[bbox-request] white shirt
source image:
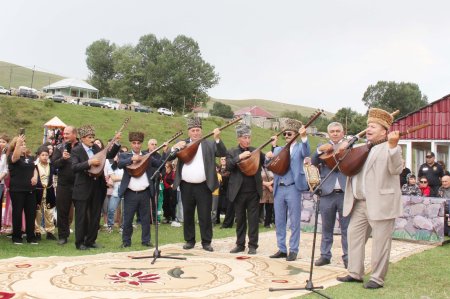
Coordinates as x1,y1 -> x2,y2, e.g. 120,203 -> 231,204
0,153 -> 8,184
105,160 -> 123,197
181,143 -> 207,183
127,151 -> 150,191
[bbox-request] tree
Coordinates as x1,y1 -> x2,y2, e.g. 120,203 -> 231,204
332,107 -> 366,135
85,39 -> 116,97
210,102 -> 234,118
362,81 -> 428,118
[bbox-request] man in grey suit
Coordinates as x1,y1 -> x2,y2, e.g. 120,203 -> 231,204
171,117 -> 227,252
337,108 -> 402,289
312,122 -> 349,268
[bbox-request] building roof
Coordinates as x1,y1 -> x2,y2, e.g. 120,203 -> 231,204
43,78 -> 98,92
44,116 -> 67,129
392,93 -> 450,140
234,106 -> 274,118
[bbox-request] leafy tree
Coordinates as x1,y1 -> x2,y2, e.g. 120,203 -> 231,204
210,102 -> 234,118
85,39 -> 116,97
332,107 -> 366,135
362,81 -> 428,118
280,110 -> 328,132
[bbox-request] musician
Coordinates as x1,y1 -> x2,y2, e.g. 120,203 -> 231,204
71,125 -> 121,250
267,119 -> 310,261
226,124 -> 267,255
311,122 -> 349,268
337,108 -> 402,289
51,126 -> 78,245
171,117 -> 227,252
118,132 -> 161,248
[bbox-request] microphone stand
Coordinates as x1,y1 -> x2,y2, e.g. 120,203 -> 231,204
269,139 -> 358,298
132,150 -> 187,264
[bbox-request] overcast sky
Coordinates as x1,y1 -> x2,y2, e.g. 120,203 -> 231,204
2,0 -> 450,113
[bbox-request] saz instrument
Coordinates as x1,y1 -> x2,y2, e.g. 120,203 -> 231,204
336,122 -> 430,177
126,130 -> 183,177
320,110 -> 400,171
237,130 -> 286,176
267,109 -> 324,175
176,117 -> 243,163
88,117 -> 130,177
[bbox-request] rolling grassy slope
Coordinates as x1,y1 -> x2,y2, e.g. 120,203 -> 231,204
0,95 -> 328,152
0,61 -> 65,89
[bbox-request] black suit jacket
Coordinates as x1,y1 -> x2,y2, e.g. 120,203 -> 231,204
71,143 -> 120,201
172,139 -> 227,192
117,151 -> 165,198
226,146 -> 263,202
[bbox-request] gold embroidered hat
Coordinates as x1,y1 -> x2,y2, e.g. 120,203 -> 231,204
235,124 -> 251,137
187,117 -> 202,130
128,131 -> 144,142
367,108 -> 393,129
283,119 -> 302,132
78,125 -> 95,138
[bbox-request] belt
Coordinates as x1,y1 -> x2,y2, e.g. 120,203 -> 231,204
333,189 -> 344,193
127,187 -> 149,194
279,182 -> 295,187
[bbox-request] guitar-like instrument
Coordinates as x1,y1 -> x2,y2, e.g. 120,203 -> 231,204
88,117 -> 130,177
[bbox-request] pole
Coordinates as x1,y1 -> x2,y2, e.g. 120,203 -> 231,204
30,65 -> 35,89
182,96 -> 185,116
9,67 -> 12,89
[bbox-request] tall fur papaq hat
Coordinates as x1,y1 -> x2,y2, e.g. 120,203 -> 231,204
283,119 -> 302,132
187,117 -> 202,130
78,125 -> 95,138
128,131 -> 144,142
236,124 -> 251,137
367,108 -> 393,129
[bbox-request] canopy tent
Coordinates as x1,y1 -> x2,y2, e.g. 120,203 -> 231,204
43,116 -> 67,144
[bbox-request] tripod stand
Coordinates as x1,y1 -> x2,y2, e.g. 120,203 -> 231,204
269,146 -> 353,298
132,152 -> 187,264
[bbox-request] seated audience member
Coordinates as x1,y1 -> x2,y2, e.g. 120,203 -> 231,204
418,177 -> 431,197
401,174 -> 422,196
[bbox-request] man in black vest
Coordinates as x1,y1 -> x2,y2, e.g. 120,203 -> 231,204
71,125 -> 121,250
226,124 -> 266,255
171,117 -> 227,252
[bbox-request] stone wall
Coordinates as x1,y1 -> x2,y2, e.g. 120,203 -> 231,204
300,192 -> 446,243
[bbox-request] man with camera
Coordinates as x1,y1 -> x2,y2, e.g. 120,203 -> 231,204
51,126 -> 78,245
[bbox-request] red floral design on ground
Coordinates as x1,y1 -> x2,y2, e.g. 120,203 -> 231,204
15,264 -> 31,268
0,292 -> 16,299
106,271 -> 161,286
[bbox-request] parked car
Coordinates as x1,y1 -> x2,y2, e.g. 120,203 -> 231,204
100,97 -> 121,110
0,86 -> 11,95
135,106 -> 153,113
157,107 -> 174,116
18,87 -> 38,99
50,94 -> 66,103
82,100 -> 109,108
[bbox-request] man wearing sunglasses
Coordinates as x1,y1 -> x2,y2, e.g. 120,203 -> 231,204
418,151 -> 444,197
337,108 -> 402,289
266,119 -> 310,262
311,122 -> 349,268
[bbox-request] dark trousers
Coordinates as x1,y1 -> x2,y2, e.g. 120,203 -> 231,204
73,185 -> 103,248
10,191 -> 36,242
262,203 -> 274,227
222,195 -> 235,228
0,184 -> 4,229
234,191 -> 259,249
319,191 -> 350,262
163,188 -> 177,221
56,184 -> 73,239
122,189 -> 151,245
180,181 -> 212,246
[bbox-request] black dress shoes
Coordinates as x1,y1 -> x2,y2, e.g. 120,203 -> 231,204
230,246 -> 245,253
336,275 -> 363,283
57,238 -> 68,245
269,251 -> 287,258
142,242 -> 154,247
202,244 -> 214,252
46,233 -> 57,240
314,257 -> 331,266
286,252 -> 298,261
364,280 -> 383,289
248,247 -> 257,255
120,243 -> 131,248
183,242 -> 195,250
77,244 -> 89,250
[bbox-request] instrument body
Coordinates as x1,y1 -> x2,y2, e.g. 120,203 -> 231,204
88,118 -> 130,177
267,110 -> 323,175
177,117 -> 242,163
126,131 -> 183,177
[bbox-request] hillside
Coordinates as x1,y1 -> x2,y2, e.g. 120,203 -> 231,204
0,61 -> 65,89
0,95 -> 326,152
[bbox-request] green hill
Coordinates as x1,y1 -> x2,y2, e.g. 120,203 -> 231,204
0,61 -> 65,90
0,95 -> 326,153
